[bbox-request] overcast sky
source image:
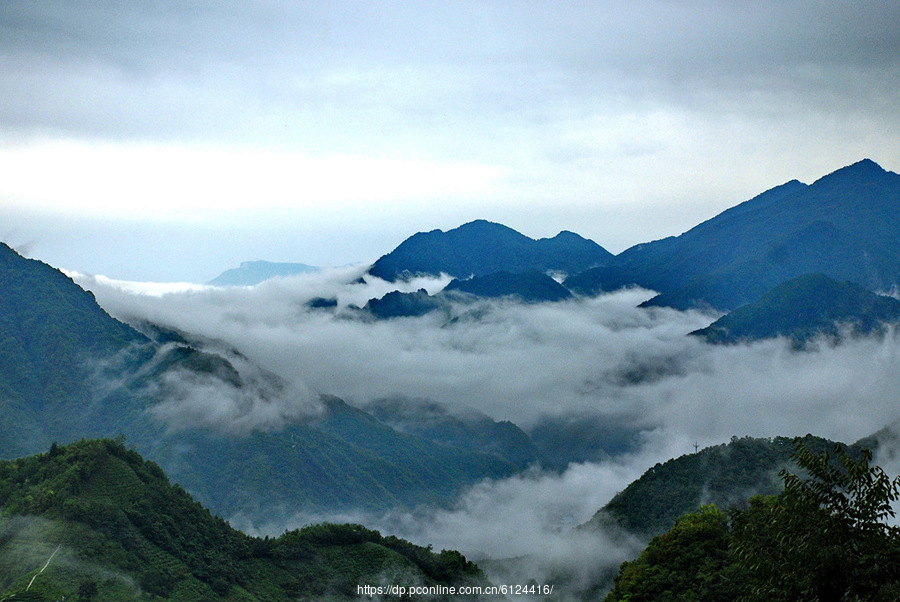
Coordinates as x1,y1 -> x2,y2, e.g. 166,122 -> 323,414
2,1 -> 899,282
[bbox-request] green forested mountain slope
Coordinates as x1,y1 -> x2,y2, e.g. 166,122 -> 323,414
603,440 -> 900,601
0,243 -> 154,457
0,243 -> 522,521
0,439 -> 489,601
363,396 -> 541,470
586,435 -> 834,537
691,273 -> 900,345
160,397 -> 519,518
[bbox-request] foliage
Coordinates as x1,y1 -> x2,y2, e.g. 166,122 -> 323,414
594,435 -> 812,536
0,243 -> 152,458
604,505 -> 740,601
731,441 -> 900,601
0,439 -> 491,601
605,437 -> 900,602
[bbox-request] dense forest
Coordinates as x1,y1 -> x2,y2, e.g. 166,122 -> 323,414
0,439 -> 490,601
604,438 -> 900,601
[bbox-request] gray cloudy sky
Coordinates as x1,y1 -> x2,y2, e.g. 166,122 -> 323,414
2,1 -> 899,281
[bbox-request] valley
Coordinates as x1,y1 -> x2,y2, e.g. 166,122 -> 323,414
3,160 -> 900,599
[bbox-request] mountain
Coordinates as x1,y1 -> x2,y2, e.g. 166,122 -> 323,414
528,413 -> 643,471
0,244 -> 523,521
565,159 -> 900,311
601,439 -> 900,601
0,243 -> 154,457
149,396 -> 521,520
443,269 -> 573,302
361,270 -> 573,319
363,396 -> 541,469
363,288 -> 446,319
691,273 -> 900,345
0,439 -> 490,601
368,220 -> 612,281
208,260 -> 318,286
585,435 -> 835,537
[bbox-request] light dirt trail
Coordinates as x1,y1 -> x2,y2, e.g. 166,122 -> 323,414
25,544 -> 61,591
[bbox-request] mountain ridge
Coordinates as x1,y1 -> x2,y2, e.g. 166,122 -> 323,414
566,158 -> 900,311
368,219 -> 612,282
0,243 -> 527,521
208,260 -> 318,286
0,438 -> 490,601
691,273 -> 900,345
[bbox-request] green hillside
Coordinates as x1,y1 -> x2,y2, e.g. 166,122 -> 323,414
0,439 -> 490,601
587,435 -> 833,536
157,397 -> 520,518
0,243 -> 523,521
691,273 -> 900,346
0,243 -> 153,457
603,439 -> 900,601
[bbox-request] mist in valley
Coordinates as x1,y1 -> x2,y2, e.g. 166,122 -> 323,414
73,267 -> 900,595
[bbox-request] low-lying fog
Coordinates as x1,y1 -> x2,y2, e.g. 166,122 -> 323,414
73,267 -> 900,595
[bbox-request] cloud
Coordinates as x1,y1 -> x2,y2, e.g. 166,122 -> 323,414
0,515 -> 139,595
239,459 -> 649,597
72,268 -> 900,594
75,269 -> 900,445
3,2 -> 900,283
0,140 -> 502,224
142,343 -> 321,435
4,2 -> 898,142
374,461 -> 648,594
75,272 -> 709,426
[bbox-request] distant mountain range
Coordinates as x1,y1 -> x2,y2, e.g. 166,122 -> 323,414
208,260 -> 318,286
360,159 -> 900,342
197,159 -> 900,340
567,159 -> 900,311
368,219 -> 612,281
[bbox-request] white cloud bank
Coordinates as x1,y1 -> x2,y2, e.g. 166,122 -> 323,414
73,268 -> 900,594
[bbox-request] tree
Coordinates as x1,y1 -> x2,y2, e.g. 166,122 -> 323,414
605,438 -> 900,601
77,580 -> 98,601
731,439 -> 900,601
604,505 -> 740,601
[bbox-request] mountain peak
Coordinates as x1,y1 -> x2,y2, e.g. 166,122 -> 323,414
209,260 -> 318,286
457,219 -> 514,231
848,158 -> 884,171
691,273 -> 900,345
811,158 -> 891,187
368,220 -> 610,281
